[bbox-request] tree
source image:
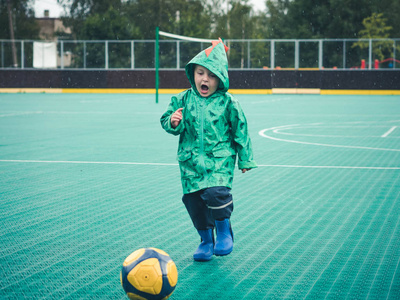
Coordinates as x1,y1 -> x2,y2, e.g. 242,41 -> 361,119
369,0 -> 400,38
352,13 -> 399,62
58,0 -> 213,40
210,0 -> 258,68
263,0 -> 294,39
58,0 -> 124,39
0,0 -> 39,39
262,0 -> 392,39
0,0 -> 39,67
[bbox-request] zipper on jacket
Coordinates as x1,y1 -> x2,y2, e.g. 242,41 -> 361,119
199,101 -> 208,179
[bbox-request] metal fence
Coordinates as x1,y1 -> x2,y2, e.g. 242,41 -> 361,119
1,38 -> 399,70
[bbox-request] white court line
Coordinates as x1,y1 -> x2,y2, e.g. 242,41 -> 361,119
257,164 -> 400,170
0,159 -> 177,166
259,125 -> 400,152
0,111 -> 43,117
382,126 -> 397,138
1,159 -> 399,170
0,110 -> 161,117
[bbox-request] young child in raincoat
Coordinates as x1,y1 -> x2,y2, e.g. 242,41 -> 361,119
160,38 -> 257,261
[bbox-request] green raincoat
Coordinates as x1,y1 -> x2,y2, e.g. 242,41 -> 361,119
160,39 -> 257,194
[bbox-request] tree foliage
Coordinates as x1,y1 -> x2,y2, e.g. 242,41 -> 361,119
0,0 -> 39,39
352,13 -> 399,62
2,0 -> 400,41
58,0 -> 213,40
53,0 -> 400,41
268,0 -> 400,39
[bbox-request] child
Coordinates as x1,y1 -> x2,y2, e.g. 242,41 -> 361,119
160,38 -> 257,261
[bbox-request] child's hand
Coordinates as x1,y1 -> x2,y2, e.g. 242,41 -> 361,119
241,169 -> 251,173
171,108 -> 183,128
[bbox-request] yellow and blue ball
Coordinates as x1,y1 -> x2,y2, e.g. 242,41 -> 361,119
121,248 -> 178,300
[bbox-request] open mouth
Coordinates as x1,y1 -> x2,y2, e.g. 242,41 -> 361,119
200,84 -> 209,93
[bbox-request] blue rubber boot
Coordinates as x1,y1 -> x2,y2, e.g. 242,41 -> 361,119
214,219 -> 234,256
193,229 -> 214,261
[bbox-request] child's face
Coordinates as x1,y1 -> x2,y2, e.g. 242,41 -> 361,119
194,65 -> 220,97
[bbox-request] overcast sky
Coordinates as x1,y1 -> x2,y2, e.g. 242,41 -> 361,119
34,0 -> 266,18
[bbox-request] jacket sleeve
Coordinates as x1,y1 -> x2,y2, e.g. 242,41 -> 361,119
229,97 -> 257,170
160,94 -> 185,136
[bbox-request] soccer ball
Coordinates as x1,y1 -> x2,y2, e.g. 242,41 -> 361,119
121,248 -> 178,300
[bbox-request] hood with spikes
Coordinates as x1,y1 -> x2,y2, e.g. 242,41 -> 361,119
185,38 -> 229,96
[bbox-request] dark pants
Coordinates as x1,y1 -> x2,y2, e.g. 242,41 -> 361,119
182,186 -> 233,230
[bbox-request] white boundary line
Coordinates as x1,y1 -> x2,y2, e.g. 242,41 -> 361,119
0,159 -> 178,166
0,111 -> 44,117
257,164 -> 400,170
1,159 -> 399,170
0,111 -> 136,117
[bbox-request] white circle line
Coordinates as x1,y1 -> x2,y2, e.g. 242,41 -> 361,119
259,125 -> 400,152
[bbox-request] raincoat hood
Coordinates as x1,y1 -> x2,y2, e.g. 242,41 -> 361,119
185,38 -> 229,95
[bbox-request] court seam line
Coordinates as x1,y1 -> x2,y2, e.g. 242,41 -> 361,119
0,159 -> 399,170
365,185 -> 400,299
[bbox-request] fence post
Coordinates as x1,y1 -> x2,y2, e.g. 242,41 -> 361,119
83,41 -> 86,69
177,40 -> 180,69
393,41 -> 396,69
1,41 -> 4,67
295,40 -> 299,69
270,40 -> 275,69
21,40 -> 24,69
368,39 -> 372,70
155,27 -> 159,104
319,40 -> 323,69
247,40 -> 250,68
131,40 -> 134,69
105,40 -> 109,69
60,40 -> 64,69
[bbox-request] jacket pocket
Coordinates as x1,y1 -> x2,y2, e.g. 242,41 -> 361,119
177,150 -> 192,162
212,144 -> 236,158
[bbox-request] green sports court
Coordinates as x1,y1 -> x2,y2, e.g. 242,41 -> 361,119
1,92 -> 399,299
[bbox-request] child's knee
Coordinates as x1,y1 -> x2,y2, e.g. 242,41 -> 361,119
201,187 -> 233,219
